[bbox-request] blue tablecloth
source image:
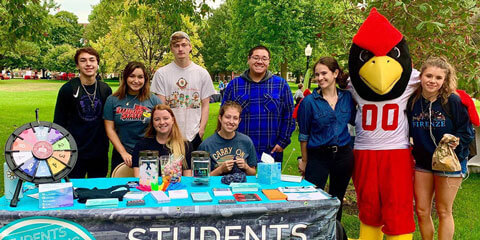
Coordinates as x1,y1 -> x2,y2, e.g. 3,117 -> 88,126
0,176 -> 340,240
0,176 -> 322,211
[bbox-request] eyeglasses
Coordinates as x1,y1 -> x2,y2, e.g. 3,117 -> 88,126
250,55 -> 270,62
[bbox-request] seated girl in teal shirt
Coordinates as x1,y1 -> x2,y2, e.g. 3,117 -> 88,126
198,101 -> 257,176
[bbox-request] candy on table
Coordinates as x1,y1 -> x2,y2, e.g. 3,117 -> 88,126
151,182 -> 159,191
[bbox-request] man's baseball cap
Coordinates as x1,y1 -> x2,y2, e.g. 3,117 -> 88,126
170,31 -> 190,43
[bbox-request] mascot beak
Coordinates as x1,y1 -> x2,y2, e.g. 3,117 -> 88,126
359,56 -> 403,95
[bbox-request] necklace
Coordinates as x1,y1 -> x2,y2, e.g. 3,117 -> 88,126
324,94 -> 338,109
81,80 -> 97,108
319,88 -> 338,109
126,94 -> 138,106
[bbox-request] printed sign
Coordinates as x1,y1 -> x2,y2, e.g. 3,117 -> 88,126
0,216 -> 95,240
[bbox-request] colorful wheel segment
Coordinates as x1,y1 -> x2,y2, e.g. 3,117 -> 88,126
4,121 -> 77,184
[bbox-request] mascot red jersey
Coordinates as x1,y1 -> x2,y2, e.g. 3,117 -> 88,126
348,8 -> 419,240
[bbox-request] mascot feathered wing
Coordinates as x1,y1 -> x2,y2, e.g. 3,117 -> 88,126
348,8 -> 418,240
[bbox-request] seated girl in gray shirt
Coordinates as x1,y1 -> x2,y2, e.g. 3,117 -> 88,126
198,101 -> 257,175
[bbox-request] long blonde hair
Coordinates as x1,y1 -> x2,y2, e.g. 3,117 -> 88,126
145,104 -> 188,168
411,56 -> 457,108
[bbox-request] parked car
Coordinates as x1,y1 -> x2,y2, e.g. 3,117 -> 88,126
56,72 -> 76,80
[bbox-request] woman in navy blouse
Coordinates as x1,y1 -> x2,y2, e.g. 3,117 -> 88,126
297,56 -> 356,221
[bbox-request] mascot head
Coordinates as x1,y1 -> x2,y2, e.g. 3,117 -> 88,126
349,8 -> 412,101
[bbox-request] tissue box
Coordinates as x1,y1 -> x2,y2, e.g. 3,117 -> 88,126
39,182 -> 73,209
257,162 -> 281,185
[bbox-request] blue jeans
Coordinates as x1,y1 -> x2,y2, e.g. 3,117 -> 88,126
415,159 -> 467,178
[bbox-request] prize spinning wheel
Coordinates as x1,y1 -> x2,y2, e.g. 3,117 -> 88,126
4,110 -> 77,207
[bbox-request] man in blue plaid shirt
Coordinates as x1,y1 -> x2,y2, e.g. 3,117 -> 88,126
222,45 -> 295,162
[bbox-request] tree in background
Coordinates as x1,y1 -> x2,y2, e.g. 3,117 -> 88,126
380,0 -> 479,97
38,11 -> 84,77
84,0 -> 123,43
0,0 -> 55,70
87,0 -> 208,78
1,41 -> 42,70
0,1 -> 86,76
226,0 -> 326,80
332,0 -> 479,97
44,44 -> 77,73
202,0 -> 478,96
199,2 -> 232,80
46,11 -> 84,47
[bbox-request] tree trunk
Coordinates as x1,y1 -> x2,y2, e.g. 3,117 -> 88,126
281,59 -> 288,80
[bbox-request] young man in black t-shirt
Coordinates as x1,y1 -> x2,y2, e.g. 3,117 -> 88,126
53,47 -> 112,178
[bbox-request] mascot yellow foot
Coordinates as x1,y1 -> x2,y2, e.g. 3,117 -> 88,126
385,234 -> 412,240
348,222 -> 383,240
348,222 -> 413,240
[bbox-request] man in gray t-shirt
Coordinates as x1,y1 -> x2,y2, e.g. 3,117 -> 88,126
151,31 -> 215,150
198,131 -> 257,176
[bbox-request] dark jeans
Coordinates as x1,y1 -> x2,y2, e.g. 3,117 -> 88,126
304,145 -> 354,221
190,133 -> 203,151
68,156 -> 108,179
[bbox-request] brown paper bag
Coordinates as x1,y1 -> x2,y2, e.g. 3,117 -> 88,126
432,134 -> 461,172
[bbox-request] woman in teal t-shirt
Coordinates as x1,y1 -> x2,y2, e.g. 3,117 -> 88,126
199,101 -> 257,176
103,62 -> 162,170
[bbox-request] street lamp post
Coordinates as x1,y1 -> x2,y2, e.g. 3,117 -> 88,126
304,44 -> 313,89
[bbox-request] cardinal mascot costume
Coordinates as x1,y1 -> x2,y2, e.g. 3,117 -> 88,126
348,7 -> 479,240
348,8 -> 419,240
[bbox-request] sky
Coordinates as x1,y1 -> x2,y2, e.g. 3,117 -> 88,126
53,0 -> 223,23
53,0 -> 100,23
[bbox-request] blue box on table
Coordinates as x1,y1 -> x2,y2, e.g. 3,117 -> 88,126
257,162 -> 281,185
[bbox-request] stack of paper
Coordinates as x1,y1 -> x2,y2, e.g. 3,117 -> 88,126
285,192 -> 328,201
191,192 -> 213,202
281,174 -> 303,183
168,189 -> 188,199
262,189 -> 287,200
85,198 -> 119,208
212,188 -> 233,196
278,186 -> 317,193
229,183 -> 260,192
150,191 -> 170,203
124,191 -> 148,200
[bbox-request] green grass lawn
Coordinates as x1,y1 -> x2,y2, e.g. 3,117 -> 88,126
1,79 -> 479,239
